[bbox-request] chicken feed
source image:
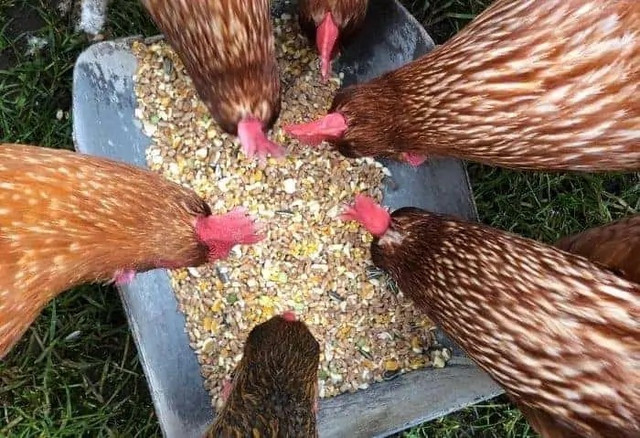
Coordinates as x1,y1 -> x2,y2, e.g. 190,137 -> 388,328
132,14 -> 447,409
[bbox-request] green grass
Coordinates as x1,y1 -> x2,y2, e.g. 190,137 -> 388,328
0,0 -> 638,437
401,400 -> 535,438
1,1 -> 160,436
402,0 -> 493,43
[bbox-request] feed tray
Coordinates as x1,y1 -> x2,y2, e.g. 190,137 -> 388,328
71,0 -> 502,436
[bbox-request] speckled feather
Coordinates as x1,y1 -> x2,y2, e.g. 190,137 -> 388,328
204,315 -> 320,438
330,0 -> 640,171
298,0 -> 368,46
0,144 -> 212,359
371,208 -> 640,437
556,215 -> 640,284
140,0 -> 281,134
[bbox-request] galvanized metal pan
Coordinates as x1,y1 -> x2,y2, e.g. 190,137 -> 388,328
72,0 -> 502,436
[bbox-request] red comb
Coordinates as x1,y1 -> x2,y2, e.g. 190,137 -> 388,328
402,152 -> 428,167
317,12 -> 339,83
196,208 -> 265,260
284,113 -> 348,146
339,194 -> 391,237
237,118 -> 286,162
281,310 -> 297,322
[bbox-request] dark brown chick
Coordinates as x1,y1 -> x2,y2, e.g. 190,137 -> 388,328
0,144 -> 263,359
204,311 -> 320,438
140,0 -> 285,160
286,0 -> 640,171
341,195 -> 640,438
298,0 -> 369,81
556,215 -> 640,284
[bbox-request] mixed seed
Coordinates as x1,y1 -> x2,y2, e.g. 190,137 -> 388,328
132,15 -> 449,409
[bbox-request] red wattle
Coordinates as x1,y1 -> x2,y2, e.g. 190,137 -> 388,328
317,12 -> 339,82
402,152 -> 428,167
114,269 -> 136,285
221,378 -> 233,402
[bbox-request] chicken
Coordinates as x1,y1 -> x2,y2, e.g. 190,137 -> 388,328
298,0 -> 369,81
140,0 -> 285,161
556,215 -> 640,284
0,144 -> 263,359
204,311 -> 320,437
341,194 -> 640,438
286,0 -> 640,171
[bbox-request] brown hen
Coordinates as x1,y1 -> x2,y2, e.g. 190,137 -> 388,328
341,195 -> 640,438
556,215 -> 640,284
140,0 -> 284,160
287,0 -> 640,171
204,311 -> 320,438
298,0 -> 369,81
0,144 -> 263,358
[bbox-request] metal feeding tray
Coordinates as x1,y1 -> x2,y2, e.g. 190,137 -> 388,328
71,0 -> 501,436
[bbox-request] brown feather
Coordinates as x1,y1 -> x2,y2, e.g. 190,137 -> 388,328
517,402 -> 585,438
140,0 -> 281,134
204,315 -> 320,437
0,144 -> 213,358
556,215 -> 640,284
329,0 -> 640,171
371,207 -> 640,437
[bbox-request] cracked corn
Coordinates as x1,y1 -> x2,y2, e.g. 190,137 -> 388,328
132,15 -> 444,409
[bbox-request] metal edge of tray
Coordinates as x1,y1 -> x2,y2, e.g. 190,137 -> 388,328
71,1 -> 501,437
